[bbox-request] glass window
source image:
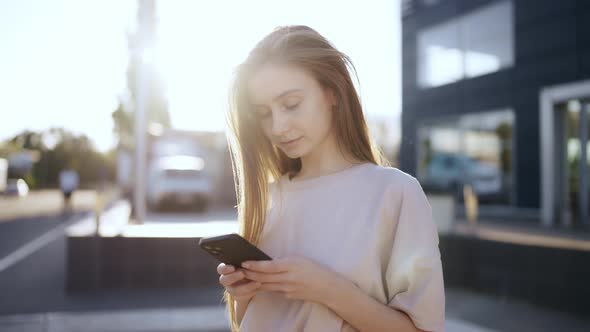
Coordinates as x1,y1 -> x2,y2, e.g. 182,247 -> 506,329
417,110 -> 514,205
417,0 -> 514,88
463,1 -> 514,78
418,20 -> 462,87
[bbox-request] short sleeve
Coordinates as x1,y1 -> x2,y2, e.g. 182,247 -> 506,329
385,176 -> 445,332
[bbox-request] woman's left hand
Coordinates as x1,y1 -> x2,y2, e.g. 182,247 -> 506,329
241,256 -> 343,305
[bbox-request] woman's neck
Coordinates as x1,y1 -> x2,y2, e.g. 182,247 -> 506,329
294,132 -> 363,181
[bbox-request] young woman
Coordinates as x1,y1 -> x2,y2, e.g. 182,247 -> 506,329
218,25 -> 445,332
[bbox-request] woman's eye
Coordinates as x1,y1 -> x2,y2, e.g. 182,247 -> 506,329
285,103 -> 300,110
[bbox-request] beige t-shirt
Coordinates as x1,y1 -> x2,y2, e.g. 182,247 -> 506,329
239,163 -> 445,332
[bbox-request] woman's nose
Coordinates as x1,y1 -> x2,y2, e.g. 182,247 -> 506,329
271,110 -> 290,136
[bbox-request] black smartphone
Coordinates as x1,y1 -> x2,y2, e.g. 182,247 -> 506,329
198,233 -> 272,267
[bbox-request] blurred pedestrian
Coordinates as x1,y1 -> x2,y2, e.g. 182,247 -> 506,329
217,26 -> 445,332
59,168 -> 79,211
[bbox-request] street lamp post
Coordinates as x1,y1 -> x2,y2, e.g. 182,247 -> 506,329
133,0 -> 155,224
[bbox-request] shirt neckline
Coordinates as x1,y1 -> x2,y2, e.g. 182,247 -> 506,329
279,162 -> 373,191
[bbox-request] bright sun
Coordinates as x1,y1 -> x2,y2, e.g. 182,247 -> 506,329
148,0 -> 399,136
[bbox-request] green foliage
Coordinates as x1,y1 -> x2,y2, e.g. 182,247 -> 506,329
0,141 -> 20,158
3,128 -> 115,189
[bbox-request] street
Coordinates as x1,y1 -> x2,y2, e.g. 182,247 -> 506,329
0,199 -> 234,316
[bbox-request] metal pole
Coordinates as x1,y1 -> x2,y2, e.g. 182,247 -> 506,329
134,62 -> 146,224
133,0 -> 153,224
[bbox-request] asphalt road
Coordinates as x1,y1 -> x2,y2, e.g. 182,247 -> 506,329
0,212 -> 81,261
0,206 -> 233,316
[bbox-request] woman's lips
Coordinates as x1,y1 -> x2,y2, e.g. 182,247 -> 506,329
280,137 -> 301,149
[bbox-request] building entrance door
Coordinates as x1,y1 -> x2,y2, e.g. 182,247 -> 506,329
555,99 -> 590,226
540,80 -> 590,227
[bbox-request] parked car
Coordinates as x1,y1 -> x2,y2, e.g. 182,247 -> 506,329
147,155 -> 213,211
421,153 -> 502,199
4,178 -> 29,197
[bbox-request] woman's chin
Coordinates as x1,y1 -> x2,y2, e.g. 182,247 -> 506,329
280,147 -> 307,159
283,151 -> 303,159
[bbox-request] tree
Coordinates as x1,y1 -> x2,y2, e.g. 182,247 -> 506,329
2,128 -> 115,189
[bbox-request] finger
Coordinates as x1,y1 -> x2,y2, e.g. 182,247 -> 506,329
229,280 -> 262,297
217,263 -> 235,275
220,271 -> 246,287
242,270 -> 286,283
231,279 -> 251,287
219,271 -> 245,287
242,259 -> 288,273
258,282 -> 291,293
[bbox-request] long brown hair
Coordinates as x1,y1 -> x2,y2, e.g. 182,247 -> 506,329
224,25 -> 389,331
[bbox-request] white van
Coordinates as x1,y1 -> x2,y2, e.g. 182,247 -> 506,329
146,155 -> 213,211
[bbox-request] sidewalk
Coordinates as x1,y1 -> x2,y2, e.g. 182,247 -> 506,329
0,187 -> 119,222
1,288 -> 588,332
445,288 -> 590,332
0,306 -> 229,332
0,305 -> 490,332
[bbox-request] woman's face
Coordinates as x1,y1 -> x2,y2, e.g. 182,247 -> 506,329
247,63 -> 336,159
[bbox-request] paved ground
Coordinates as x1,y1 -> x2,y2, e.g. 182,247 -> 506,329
0,300 -> 491,332
0,203 -> 237,316
445,288 -> 590,332
1,286 -> 589,332
0,188 -> 118,222
1,202 -> 589,331
0,211 -> 82,261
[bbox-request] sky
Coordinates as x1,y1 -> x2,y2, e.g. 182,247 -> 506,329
0,0 -> 401,152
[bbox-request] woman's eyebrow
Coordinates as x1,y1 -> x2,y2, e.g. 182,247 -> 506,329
252,89 -> 302,106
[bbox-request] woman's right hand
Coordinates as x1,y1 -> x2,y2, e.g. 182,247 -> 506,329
217,263 -> 261,301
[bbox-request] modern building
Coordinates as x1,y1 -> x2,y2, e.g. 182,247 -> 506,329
400,0 -> 590,227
